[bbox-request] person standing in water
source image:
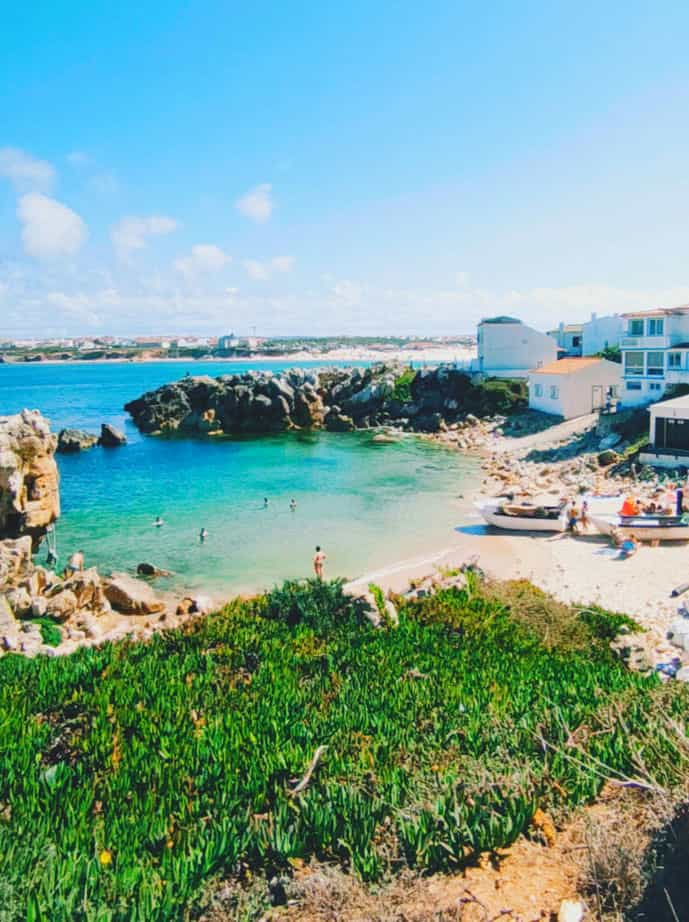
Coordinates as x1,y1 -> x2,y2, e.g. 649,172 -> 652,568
263,497 -> 269,508
65,549 -> 84,576
290,498 -> 297,511
154,516 -> 164,527
313,546 -> 326,579
199,528 -> 208,542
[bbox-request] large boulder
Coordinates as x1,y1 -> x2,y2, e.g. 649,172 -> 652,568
0,411 -> 60,547
103,572 -> 165,614
0,536 -> 33,585
0,595 -> 19,651
98,423 -> 127,447
47,567 -> 110,613
57,429 -> 98,453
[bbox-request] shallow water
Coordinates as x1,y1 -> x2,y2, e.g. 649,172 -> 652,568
0,361 -> 480,595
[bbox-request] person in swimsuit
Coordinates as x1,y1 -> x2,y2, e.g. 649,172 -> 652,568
154,516 -> 164,527
65,549 -> 84,576
313,546 -> 326,579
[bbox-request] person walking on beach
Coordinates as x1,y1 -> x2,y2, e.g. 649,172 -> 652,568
313,546 -> 326,579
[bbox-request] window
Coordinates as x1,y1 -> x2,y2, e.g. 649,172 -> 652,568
647,351 -> 665,376
647,318 -> 664,336
549,385 -> 559,399
626,381 -> 642,391
649,382 -> 662,391
572,335 -> 581,347
669,352 -> 682,369
628,319 -> 644,336
624,352 -> 644,375
534,383 -> 543,397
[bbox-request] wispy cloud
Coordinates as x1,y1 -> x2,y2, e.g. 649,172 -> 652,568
66,150 -> 91,167
0,147 -> 55,190
235,183 -> 273,222
242,256 -> 294,280
17,193 -> 87,259
111,215 -> 179,260
174,244 -> 231,278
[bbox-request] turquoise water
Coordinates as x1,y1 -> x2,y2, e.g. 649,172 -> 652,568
0,361 -> 479,595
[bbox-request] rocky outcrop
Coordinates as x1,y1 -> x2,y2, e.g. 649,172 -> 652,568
0,411 -> 59,547
104,572 -> 165,614
98,423 -> 127,447
57,428 -> 98,453
125,364 -> 515,437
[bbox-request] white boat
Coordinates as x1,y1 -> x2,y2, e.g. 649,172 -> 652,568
589,513 -> 689,542
476,500 -> 568,532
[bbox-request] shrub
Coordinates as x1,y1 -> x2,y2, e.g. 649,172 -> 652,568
392,367 -> 415,402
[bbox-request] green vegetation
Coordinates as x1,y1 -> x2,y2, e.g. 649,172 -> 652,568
392,367 -> 416,402
0,578 -> 687,921
30,617 -> 63,647
596,344 -> 622,363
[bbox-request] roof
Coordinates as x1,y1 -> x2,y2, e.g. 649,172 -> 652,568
621,304 -> 689,319
479,316 -> 521,325
649,394 -> 689,412
547,324 -> 584,334
529,357 -> 609,376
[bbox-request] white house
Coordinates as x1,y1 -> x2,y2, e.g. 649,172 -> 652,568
639,394 -> 689,467
620,304 -> 689,406
476,316 -> 557,378
581,313 -> 624,356
548,323 -> 583,356
528,357 -> 622,419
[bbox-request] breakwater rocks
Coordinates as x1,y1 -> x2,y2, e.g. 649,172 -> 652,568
0,410 -> 60,547
125,364 -> 526,435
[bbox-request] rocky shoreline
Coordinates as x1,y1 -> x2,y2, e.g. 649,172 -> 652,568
124,363 -> 526,436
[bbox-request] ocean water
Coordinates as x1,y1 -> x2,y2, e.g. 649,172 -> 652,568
0,361 -> 480,595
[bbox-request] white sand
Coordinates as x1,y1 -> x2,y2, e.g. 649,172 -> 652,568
348,514 -> 685,657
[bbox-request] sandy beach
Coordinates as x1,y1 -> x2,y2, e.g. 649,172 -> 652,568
347,510 -> 683,662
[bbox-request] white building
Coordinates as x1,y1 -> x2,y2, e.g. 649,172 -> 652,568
640,394 -> 689,467
581,313 -> 624,356
548,323 -> 583,356
528,357 -> 622,420
476,316 -> 557,378
218,333 -> 239,351
620,305 -> 689,406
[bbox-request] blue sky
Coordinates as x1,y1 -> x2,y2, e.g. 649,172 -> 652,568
3,1 -> 689,337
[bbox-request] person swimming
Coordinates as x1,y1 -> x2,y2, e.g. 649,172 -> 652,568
154,516 -> 164,527
263,497 -> 269,508
290,498 -> 297,511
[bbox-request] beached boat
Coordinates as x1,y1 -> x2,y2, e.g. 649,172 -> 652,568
589,513 -> 689,542
476,500 -> 567,532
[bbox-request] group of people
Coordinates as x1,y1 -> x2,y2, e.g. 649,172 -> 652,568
262,497 -> 297,511
620,484 -> 686,519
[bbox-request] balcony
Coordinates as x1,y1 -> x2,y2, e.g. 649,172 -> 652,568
620,335 -> 670,349
665,369 -> 689,385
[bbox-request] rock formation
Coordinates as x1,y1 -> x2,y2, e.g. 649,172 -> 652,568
0,410 -> 60,547
98,423 -> 127,447
57,428 -> 98,453
125,364 -> 523,436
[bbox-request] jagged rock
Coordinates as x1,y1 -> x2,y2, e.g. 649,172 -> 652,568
0,595 -> 19,650
45,589 -> 78,622
0,411 -> 59,547
30,597 -> 48,617
5,586 -> 32,617
610,632 -> 654,671
98,423 -> 127,447
47,568 -> 110,613
104,572 -> 165,614
57,428 -> 98,453
0,536 -> 33,585
325,410 -> 355,432
597,449 -> 619,467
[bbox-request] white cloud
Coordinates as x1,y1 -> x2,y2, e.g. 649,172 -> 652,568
174,244 -> 231,278
242,256 -> 294,281
235,183 -> 273,222
17,193 -> 87,260
66,151 -> 91,167
111,215 -> 179,260
0,147 -> 54,189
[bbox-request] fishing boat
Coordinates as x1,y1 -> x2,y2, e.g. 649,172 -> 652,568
476,499 -> 568,532
589,513 -> 689,542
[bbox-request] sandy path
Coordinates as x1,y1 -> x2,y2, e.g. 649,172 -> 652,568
492,412 -> 599,456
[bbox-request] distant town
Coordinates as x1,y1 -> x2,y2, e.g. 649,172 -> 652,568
0,333 -> 476,363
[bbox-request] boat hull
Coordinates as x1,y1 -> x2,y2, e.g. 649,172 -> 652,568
589,514 -> 689,542
477,505 -> 567,532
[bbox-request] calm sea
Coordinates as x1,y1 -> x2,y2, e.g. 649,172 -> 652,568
0,360 -> 480,596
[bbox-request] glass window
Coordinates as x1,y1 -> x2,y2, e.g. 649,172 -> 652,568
624,352 -> 644,375
534,383 -> 543,397
649,382 -> 662,391
647,318 -> 664,336
626,381 -> 642,390
549,385 -> 559,399
628,319 -> 644,336
647,351 -> 665,376
572,336 -> 581,347
669,352 -> 682,369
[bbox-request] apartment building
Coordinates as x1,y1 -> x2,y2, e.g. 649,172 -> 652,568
620,305 -> 689,405
476,316 -> 557,378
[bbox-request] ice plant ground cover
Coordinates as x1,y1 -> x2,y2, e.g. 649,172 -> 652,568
0,578 -> 687,921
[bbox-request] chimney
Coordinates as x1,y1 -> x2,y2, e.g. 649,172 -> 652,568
591,312 -> 597,321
